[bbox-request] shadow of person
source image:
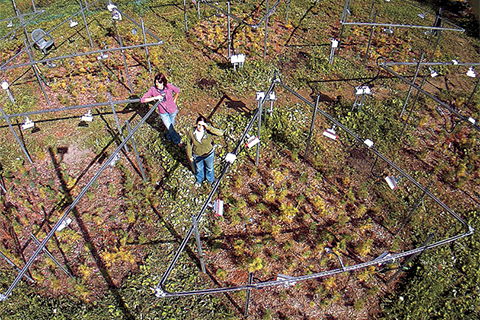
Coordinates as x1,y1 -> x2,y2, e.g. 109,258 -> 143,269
127,95 -> 165,133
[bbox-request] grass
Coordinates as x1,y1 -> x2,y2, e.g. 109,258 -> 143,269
0,0 -> 479,319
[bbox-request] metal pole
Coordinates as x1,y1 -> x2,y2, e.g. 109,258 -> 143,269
340,21 -> 463,32
255,98 -> 263,166
0,107 -> 33,164
385,61 -> 480,67
1,98 -> 141,119
285,0 -> 291,25
118,36 -> 133,93
30,234 -> 73,278
395,183 -> 430,235
23,39 -> 50,105
0,251 -> 34,283
400,52 -> 425,118
79,0 -> 94,47
197,0 -> 201,19
263,0 -> 269,59
109,93 -> 129,153
16,5 -> 30,47
400,74 -> 428,138
430,21 -> 442,62
111,7 -> 163,42
338,0 -> 351,48
363,9 -> 377,67
327,248 -> 345,271
126,120 -> 147,181
17,8 -> 49,106
386,233 -> 434,285
1,41 -> 164,72
227,1 -> 231,58
328,43 -> 336,64
0,0 -> 102,70
141,18 -> 152,73
157,108 -> 262,290
184,0 -> 188,32
244,272 -> 254,318
0,102 -> 159,301
468,77 -> 479,104
192,215 -> 206,273
304,95 -> 320,159
382,64 -> 479,132
0,179 -> 6,193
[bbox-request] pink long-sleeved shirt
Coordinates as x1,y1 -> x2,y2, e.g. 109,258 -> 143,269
140,83 -> 180,114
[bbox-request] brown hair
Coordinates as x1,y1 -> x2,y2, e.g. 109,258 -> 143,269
154,73 -> 168,88
196,115 -> 207,124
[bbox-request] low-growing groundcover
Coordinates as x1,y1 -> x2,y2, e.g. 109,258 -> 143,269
0,0 -> 479,319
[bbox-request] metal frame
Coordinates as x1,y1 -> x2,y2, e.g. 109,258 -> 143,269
379,61 -> 480,134
0,1 -> 164,296
0,101 -> 160,301
153,74 -> 473,308
0,0 -> 164,110
194,0 -> 281,59
336,0 -> 465,63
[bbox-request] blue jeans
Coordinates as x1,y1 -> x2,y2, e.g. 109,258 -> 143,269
159,111 -> 181,144
194,151 -> 215,184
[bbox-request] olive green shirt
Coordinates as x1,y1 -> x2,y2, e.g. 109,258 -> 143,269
186,125 -> 223,159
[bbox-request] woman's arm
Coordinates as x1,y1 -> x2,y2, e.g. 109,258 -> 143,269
205,124 -> 223,137
168,84 -> 180,104
186,132 -> 194,162
140,87 -> 160,103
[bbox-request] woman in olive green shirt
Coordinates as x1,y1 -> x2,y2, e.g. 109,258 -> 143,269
186,116 -> 223,185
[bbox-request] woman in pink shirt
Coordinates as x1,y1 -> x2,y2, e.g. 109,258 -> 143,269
141,73 -> 182,146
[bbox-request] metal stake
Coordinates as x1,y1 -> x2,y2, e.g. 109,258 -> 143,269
79,0 -> 93,47
0,251 -> 34,283
263,0 -> 269,59
23,39 -> 50,105
126,120 -> 146,181
285,0 -> 291,25
141,17 -> 152,73
386,233 -> 434,285
400,52 -> 425,118
30,234 -> 73,278
0,107 -> 33,164
467,77 -> 479,104
255,97 -> 263,166
363,8 -> 377,66
118,36 -> 133,93
183,0 -> 188,32
227,1 -> 231,58
0,179 -> 6,194
192,215 -> 206,273
395,182 -> 431,235
304,95 -> 320,159
400,73 -> 428,138
244,272 -> 254,318
338,0 -> 351,49
109,93 -> 129,153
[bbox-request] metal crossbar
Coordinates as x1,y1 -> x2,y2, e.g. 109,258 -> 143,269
0,102 -> 160,301
153,74 -> 473,299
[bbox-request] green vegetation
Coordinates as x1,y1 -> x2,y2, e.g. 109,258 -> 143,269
0,0 -> 479,319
